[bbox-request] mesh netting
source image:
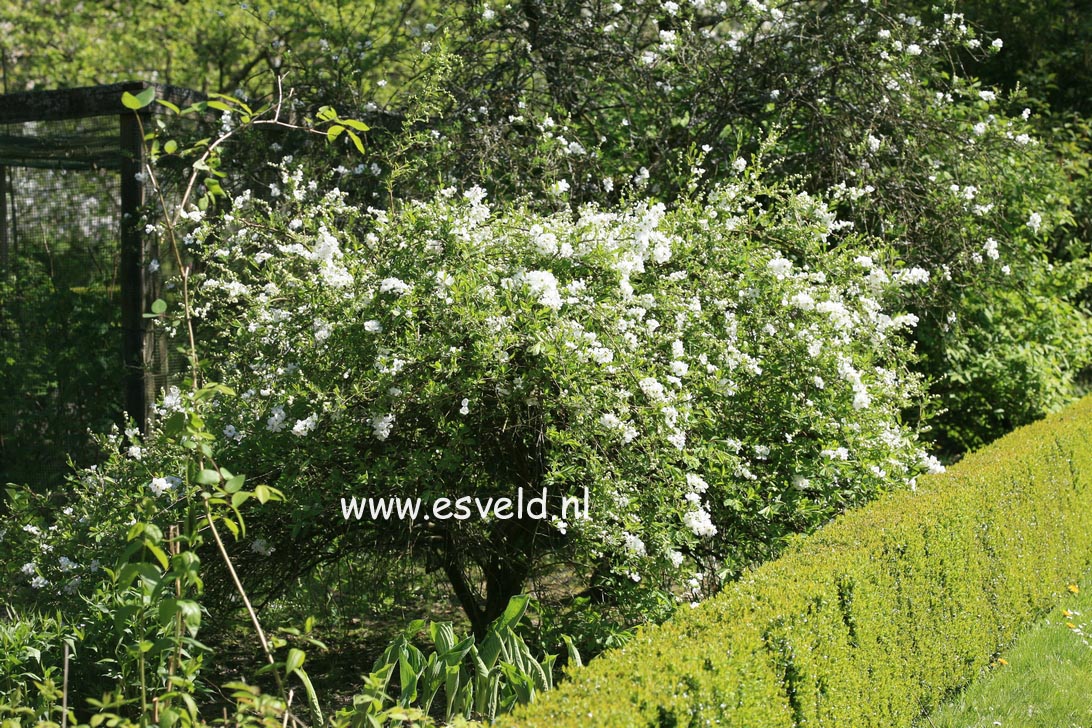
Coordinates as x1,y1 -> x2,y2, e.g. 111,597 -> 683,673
1,91 -> 196,492
0,157 -> 123,489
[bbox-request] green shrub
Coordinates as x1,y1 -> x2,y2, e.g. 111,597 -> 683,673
502,394 -> 1092,727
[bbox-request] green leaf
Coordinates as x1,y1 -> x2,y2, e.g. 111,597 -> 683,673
220,517 -> 240,539
296,667 -> 324,726
224,474 -> 246,494
156,99 -> 181,114
326,124 -> 345,142
562,634 -> 583,669
146,542 -> 170,571
340,118 -> 370,132
163,411 -> 187,438
253,483 -> 272,504
164,139 -> 178,154
346,129 -> 366,155
196,469 -> 221,485
497,595 -> 530,630
122,87 -> 156,110
151,299 -> 167,315
285,647 -> 306,676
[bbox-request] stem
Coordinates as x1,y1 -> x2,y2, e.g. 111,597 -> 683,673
61,642 -> 69,728
202,499 -> 286,699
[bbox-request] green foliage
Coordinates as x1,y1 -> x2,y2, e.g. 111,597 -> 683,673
340,595 -> 570,726
502,394 -> 1092,727
0,216 -> 123,490
145,163 -> 940,636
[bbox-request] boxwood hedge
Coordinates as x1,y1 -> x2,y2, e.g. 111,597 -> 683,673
504,395 -> 1092,727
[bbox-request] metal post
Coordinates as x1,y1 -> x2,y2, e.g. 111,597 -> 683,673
119,110 -> 149,431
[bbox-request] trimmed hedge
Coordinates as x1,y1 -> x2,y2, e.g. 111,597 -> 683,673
503,396 -> 1092,727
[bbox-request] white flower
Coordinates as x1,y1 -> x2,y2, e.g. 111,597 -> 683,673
363,319 -> 383,333
622,532 -> 647,556
266,405 -> 287,432
979,90 -> 996,102
906,43 -> 922,55
893,267 -> 930,285
371,413 -> 396,441
991,38 -> 1003,50
549,179 -> 571,196
668,550 -> 684,568
732,157 -> 747,172
920,452 -> 946,474
251,538 -> 275,556
821,447 -> 850,460
790,291 -> 815,310
379,277 -> 412,296
58,556 -> 78,571
983,238 -> 1000,260
686,473 -> 709,493
21,562 -> 36,576
853,388 -> 871,410
30,575 -> 49,589
128,445 -> 143,460
767,256 -> 793,278
459,398 -> 470,415
292,414 -> 318,437
1026,212 -> 1043,233
683,507 -> 717,537
148,476 -> 176,497
517,270 -> 563,310
639,377 -> 666,401
670,360 -> 689,377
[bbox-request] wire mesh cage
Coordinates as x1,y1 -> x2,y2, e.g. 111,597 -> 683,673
0,82 -> 203,491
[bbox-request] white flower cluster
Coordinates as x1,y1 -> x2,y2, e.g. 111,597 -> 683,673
187,169 -> 940,597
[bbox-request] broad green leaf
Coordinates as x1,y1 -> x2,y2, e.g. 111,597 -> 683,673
151,299 -> 167,315
196,469 -> 221,485
122,87 -> 156,110
224,474 -> 246,494
285,647 -> 306,676
340,118 -> 370,132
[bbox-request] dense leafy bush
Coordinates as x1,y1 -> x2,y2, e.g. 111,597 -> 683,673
4,0 -> 1090,454
3,164 -> 941,637
503,393 -> 1092,727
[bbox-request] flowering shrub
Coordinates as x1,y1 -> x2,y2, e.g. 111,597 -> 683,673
6,164 -> 925,635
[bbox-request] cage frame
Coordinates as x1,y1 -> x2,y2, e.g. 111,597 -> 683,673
0,81 -> 204,433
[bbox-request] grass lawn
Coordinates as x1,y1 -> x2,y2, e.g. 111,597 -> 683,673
924,579 -> 1092,728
